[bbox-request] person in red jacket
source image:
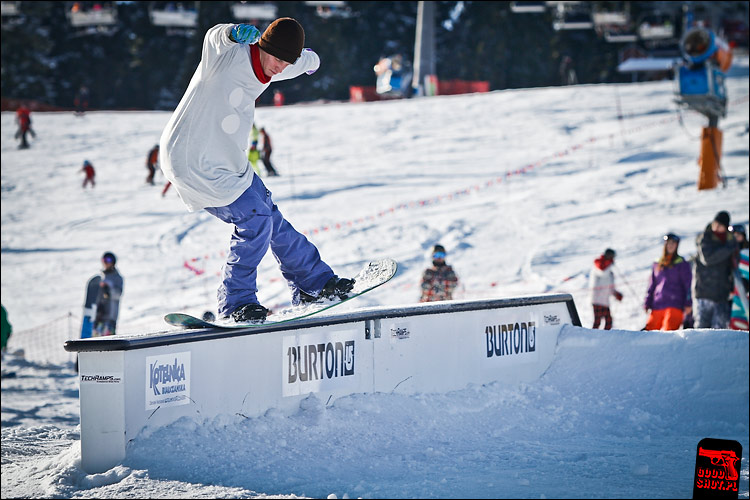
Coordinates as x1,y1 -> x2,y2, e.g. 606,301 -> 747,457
146,144 -> 159,185
15,105 -> 35,149
80,160 -> 95,188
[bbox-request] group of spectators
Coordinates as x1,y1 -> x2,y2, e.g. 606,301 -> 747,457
589,210 -> 748,331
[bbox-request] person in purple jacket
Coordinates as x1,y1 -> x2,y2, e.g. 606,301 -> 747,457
644,233 -> 693,330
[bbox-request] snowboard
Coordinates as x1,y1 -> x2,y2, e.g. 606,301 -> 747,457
165,258 -> 397,330
80,275 -> 101,339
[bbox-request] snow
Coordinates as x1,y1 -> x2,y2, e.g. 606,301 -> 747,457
1,56 -> 749,498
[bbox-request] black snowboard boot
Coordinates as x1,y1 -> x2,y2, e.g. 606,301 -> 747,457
231,303 -> 269,323
299,277 -> 355,304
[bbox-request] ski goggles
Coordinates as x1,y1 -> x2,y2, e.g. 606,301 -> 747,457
102,256 -> 115,263
432,251 -> 446,259
663,233 -> 680,242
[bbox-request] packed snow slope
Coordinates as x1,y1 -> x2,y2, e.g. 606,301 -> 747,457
1,57 -> 749,498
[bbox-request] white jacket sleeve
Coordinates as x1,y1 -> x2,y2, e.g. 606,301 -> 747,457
272,48 -> 320,82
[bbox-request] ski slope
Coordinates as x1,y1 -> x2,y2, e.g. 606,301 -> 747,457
1,56 -> 749,498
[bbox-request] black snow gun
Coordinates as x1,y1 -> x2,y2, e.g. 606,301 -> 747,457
698,447 -> 740,481
674,27 -> 732,120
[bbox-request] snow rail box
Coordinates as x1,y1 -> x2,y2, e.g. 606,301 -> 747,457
65,294 -> 580,474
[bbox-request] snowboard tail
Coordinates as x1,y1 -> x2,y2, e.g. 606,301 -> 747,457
165,258 -> 397,330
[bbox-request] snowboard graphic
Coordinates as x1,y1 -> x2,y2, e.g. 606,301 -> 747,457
80,275 -> 101,339
165,258 -> 397,330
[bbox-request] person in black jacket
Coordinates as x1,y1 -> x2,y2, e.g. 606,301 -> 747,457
693,211 -> 738,329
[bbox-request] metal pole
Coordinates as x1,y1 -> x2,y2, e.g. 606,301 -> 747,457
412,1 -> 436,96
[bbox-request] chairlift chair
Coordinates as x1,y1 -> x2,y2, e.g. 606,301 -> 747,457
637,12 -> 676,41
149,1 -> 198,30
552,3 -> 593,31
304,1 -> 353,19
1,1 -> 20,16
67,1 -> 117,27
510,2 -> 547,14
232,2 -> 278,22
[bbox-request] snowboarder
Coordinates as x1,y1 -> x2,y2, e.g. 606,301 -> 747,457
146,144 -> 159,185
589,248 -> 623,330
93,252 -> 123,336
693,211 -> 737,329
159,19 -> 353,323
259,127 -> 279,176
80,160 -> 95,188
643,233 -> 692,331
420,245 -> 459,302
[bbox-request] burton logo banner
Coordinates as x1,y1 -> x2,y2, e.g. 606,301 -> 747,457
693,437 -> 742,499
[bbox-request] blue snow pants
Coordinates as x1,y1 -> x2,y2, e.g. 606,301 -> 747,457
205,175 -> 334,317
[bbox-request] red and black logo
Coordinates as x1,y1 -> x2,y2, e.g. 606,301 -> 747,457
693,438 -> 742,499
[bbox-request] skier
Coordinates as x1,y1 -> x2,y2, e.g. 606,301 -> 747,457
159,18 -> 353,323
15,104 -> 35,149
80,160 -> 95,188
589,248 -> 623,330
259,127 -> 279,176
93,252 -> 124,336
146,144 -> 159,185
419,245 -> 459,302
643,234 -> 692,331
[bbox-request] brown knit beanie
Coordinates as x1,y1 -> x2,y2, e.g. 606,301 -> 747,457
258,18 -> 304,64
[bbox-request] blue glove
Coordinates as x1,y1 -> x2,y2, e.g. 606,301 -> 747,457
230,24 -> 260,45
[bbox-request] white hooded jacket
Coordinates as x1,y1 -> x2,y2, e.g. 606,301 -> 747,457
159,24 -> 319,211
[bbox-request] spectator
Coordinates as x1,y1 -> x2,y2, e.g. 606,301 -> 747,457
729,223 -> 749,330
420,244 -> 459,302
93,252 -> 124,336
643,233 -> 692,330
247,124 -> 261,175
273,89 -> 285,106
589,248 -> 623,330
1,304 -> 12,353
80,160 -> 96,188
146,144 -> 159,185
15,104 -> 35,149
731,224 -> 748,250
259,127 -> 279,176
693,211 -> 738,329
159,19 -> 352,323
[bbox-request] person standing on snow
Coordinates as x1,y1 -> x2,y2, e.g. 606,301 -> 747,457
146,144 -> 159,185
419,244 -> 459,302
93,252 -> 124,336
159,19 -> 353,323
259,127 -> 279,176
693,211 -> 738,329
589,248 -> 623,330
15,104 -> 35,149
643,233 -> 692,331
80,160 -> 96,188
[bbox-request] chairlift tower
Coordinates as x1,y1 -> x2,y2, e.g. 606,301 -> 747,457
411,0 -> 436,97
